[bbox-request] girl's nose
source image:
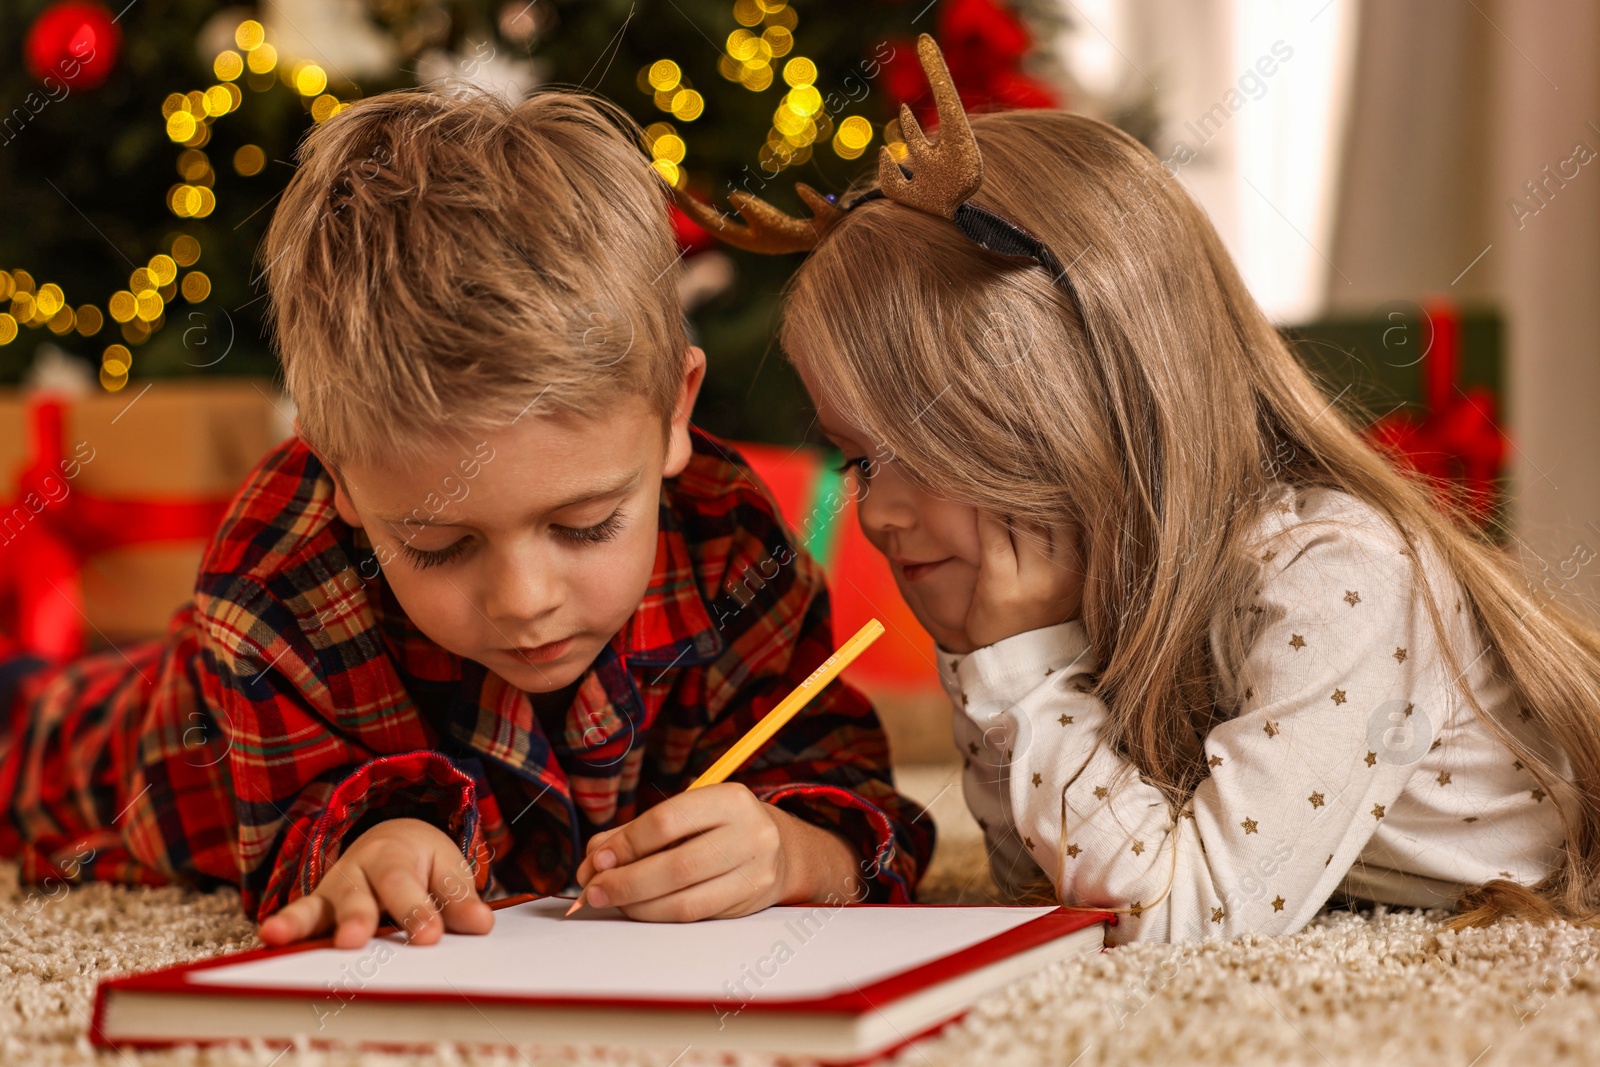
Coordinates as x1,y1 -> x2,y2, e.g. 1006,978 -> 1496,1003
855,461 -> 918,537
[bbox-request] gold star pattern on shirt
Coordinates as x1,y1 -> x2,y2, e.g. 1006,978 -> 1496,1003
1512,759 -> 1524,770
1044,667 -> 1055,676
1331,689 -> 1347,706
1064,843 -> 1082,858
1272,895 -> 1285,912
1058,713 -> 1074,726
1131,840 -> 1145,855
1128,900 -> 1146,918
1344,589 -> 1362,606
1263,720 -> 1280,738
1393,647 -> 1408,663
1031,772 -> 1043,788
1371,803 -> 1386,820
1245,687 -> 1255,700
1289,633 -> 1306,650
1437,770 -> 1452,786
968,741 -> 979,756
1211,906 -> 1225,923
1308,791 -> 1325,808
1208,754 -> 1224,768
1093,785 -> 1110,799
1531,788 -> 1547,802
1023,836 -> 1036,850
1403,703 -> 1414,717
1261,549 -> 1278,562
1325,854 -> 1333,866
1364,750 -> 1378,767
1464,816 -> 1478,823
1430,738 -> 1442,751
1240,817 -> 1258,834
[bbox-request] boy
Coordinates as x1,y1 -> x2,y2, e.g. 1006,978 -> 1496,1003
0,88 -> 932,948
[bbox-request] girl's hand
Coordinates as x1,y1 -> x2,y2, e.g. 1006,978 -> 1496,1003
966,514 -> 1085,649
257,817 -> 494,949
574,783 -> 861,921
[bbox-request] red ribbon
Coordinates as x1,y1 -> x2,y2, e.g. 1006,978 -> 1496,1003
1364,299 -> 1506,526
2,396 -> 231,662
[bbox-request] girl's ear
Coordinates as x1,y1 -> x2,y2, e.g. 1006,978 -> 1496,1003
663,346 -> 708,478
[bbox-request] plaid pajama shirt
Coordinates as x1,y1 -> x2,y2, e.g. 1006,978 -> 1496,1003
0,429 -> 932,921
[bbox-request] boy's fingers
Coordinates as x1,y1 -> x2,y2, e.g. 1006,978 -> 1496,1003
368,864 -> 441,946
430,854 -> 493,935
585,826 -> 748,910
590,789 -> 728,872
258,893 -> 334,946
618,867 -> 753,924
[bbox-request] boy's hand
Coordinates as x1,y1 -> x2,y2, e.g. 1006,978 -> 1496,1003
574,783 -> 860,922
966,514 -> 1085,649
257,817 -> 494,949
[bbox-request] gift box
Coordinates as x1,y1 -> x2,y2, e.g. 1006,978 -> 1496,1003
0,379 -> 292,659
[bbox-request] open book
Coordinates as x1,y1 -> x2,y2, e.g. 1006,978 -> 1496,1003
92,895 -> 1112,1063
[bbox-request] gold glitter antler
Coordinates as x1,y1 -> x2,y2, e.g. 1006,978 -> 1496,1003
879,33 -> 983,219
670,182 -> 843,254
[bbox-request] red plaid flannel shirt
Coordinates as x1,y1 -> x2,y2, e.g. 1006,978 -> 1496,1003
0,429 -> 932,920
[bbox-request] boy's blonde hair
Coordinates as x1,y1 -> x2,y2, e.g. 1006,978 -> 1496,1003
262,87 -> 687,467
783,108 -> 1600,930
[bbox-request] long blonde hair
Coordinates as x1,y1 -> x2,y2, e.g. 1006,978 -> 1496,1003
781,108 -> 1600,928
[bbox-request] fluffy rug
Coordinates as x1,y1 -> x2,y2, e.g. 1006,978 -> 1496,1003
3,763 -> 1598,1066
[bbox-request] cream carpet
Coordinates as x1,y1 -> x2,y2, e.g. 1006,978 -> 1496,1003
3,763 -> 1599,1066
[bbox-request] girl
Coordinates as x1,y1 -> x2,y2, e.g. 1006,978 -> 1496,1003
678,35 -> 1600,943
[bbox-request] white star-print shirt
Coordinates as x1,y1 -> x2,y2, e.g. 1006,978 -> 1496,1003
938,485 -> 1570,944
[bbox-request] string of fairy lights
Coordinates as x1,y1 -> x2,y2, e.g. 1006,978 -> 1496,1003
0,18 -> 346,394
638,0 -> 891,187
2,2 -> 900,393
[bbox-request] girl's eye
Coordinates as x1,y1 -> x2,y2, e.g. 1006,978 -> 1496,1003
556,509 -> 627,545
833,455 -> 876,481
400,538 -> 470,570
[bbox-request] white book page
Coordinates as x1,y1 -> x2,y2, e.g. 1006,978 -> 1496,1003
189,900 -> 1058,1002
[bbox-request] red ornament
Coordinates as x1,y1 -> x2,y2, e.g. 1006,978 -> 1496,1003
24,2 -> 121,91
883,0 -> 1061,122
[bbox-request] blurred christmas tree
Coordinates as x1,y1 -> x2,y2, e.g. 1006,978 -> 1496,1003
0,0 -> 1067,442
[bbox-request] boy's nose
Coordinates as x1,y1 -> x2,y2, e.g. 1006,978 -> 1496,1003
480,558 -> 561,628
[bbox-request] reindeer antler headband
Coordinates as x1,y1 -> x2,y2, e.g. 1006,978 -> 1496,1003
671,33 -> 1071,286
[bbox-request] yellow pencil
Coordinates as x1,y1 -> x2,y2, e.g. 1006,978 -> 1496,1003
565,618 -> 886,916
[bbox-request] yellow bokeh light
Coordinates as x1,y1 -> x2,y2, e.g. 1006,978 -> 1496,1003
837,115 -> 873,150
108,291 -> 137,323
193,186 -> 217,218
99,363 -> 128,392
148,255 -> 178,286
784,57 -> 816,87
34,283 -> 64,318
135,290 -> 164,322
0,273 -> 11,301
718,55 -> 741,81
296,64 -> 328,97
11,270 -> 33,294
247,43 -> 277,74
0,314 -> 15,345
311,94 -> 341,122
648,60 -> 681,91
757,0 -> 789,12
727,29 -> 759,62
166,111 -> 197,142
733,0 -> 764,26
789,85 -> 822,116
886,139 -> 909,162
643,122 -> 675,153
181,272 -> 212,303
763,26 -> 794,57
48,306 -> 76,335
172,235 -> 202,266
176,148 -> 209,181
204,85 -> 233,116
671,89 -> 704,121
10,292 -> 35,322
186,90 -> 207,114
235,20 -> 265,51
765,4 -> 798,30
161,92 -> 188,118
233,144 -> 266,176
168,185 -> 203,218
739,64 -> 774,91
215,50 -> 243,81
654,134 -> 687,165
651,159 -> 680,185
773,106 -> 807,137
76,305 -> 103,335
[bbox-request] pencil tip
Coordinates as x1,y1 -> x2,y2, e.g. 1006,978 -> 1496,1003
563,896 -> 584,917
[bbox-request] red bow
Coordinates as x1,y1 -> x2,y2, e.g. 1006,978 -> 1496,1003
1364,301 -> 1506,526
1,397 -> 230,662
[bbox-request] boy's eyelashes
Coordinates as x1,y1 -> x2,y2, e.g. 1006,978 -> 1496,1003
396,509 -> 629,569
